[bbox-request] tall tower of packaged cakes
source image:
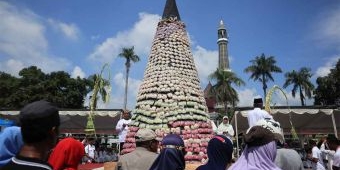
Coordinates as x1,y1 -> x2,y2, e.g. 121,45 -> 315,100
122,0 -> 214,163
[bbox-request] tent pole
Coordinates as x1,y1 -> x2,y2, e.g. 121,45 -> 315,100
331,112 -> 338,138
235,111 -> 239,158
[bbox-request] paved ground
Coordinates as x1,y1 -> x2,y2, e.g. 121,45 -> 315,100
78,163 -> 103,170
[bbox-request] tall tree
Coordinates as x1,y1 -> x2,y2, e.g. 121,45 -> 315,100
18,66 -> 47,106
45,71 -> 90,108
314,59 -> 340,105
283,67 -> 315,106
118,46 -> 140,110
0,72 -> 19,108
244,53 -> 282,100
0,66 -> 90,109
209,69 -> 245,118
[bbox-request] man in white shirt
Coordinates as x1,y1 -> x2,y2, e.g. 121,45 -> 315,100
247,98 -> 273,128
116,110 -> 131,152
309,140 -> 326,170
320,137 -> 336,170
217,116 -> 234,139
327,137 -> 340,170
84,138 -> 96,163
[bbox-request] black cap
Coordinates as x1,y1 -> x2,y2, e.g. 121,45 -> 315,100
20,100 -> 60,129
253,98 -> 263,104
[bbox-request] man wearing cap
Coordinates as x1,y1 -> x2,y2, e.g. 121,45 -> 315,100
118,128 -> 159,170
2,100 -> 61,170
217,116 -> 234,139
247,97 -> 273,128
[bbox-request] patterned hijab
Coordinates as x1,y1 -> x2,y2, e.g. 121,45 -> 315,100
0,126 -> 23,167
228,141 -> 281,170
197,135 -> 233,170
149,134 -> 186,170
48,137 -> 84,170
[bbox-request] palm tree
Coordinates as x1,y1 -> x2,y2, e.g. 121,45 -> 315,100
283,67 -> 314,106
244,53 -> 282,100
118,46 -> 140,110
209,69 -> 245,118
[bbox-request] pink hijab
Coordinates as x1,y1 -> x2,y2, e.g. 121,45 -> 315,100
228,141 -> 281,170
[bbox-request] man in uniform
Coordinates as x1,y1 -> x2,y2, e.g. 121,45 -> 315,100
119,128 -> 159,170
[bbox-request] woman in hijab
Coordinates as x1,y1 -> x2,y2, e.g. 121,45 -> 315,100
48,137 -> 85,170
149,134 -> 186,170
0,126 -> 24,167
229,119 -> 284,170
196,135 -> 233,170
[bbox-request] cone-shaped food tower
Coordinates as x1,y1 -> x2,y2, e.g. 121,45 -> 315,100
122,0 -> 213,163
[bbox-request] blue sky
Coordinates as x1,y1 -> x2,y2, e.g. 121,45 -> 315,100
1,0 -> 340,109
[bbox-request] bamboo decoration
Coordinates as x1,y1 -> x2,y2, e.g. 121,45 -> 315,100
85,63 -> 111,136
265,85 -> 298,140
265,85 -> 287,113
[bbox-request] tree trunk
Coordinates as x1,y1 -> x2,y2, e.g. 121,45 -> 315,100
124,63 -> 130,110
262,74 -> 267,100
299,86 -> 305,106
224,102 -> 228,118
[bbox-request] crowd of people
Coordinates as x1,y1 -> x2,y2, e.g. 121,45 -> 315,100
0,99 -> 339,170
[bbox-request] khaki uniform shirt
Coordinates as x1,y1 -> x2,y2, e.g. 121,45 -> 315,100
119,147 -> 158,170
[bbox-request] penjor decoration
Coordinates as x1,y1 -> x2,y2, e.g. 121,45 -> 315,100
122,0 -> 214,163
265,85 -> 298,140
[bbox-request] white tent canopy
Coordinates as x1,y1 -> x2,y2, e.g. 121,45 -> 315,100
0,110 -> 120,117
0,110 -> 122,134
231,108 -> 339,136
231,107 -> 339,158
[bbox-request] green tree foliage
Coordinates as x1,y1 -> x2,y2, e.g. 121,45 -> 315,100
0,72 -> 20,108
314,59 -> 340,105
283,67 -> 314,106
209,69 -> 245,118
244,53 -> 282,99
118,46 -> 140,110
0,66 -> 92,109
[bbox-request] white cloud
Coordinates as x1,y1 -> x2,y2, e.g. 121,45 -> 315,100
236,88 -> 259,107
321,9 -> 340,41
314,6 -> 340,50
88,13 -> 159,64
71,66 -> 86,78
90,35 -> 100,40
93,72 -> 142,109
0,1 -> 71,76
315,56 -> 340,77
0,59 -> 25,76
0,2 -> 46,57
192,46 -> 218,85
48,18 -> 80,40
